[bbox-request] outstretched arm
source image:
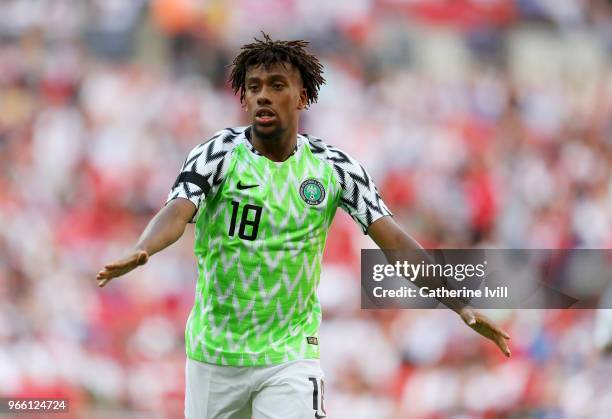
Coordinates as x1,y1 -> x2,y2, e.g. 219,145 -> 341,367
96,198 -> 196,287
367,216 -> 511,357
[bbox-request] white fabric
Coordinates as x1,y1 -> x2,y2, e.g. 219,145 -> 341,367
185,358 -> 327,419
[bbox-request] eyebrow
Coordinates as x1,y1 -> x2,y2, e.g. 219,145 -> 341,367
246,74 -> 290,83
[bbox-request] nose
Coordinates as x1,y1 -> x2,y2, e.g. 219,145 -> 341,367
256,86 -> 272,106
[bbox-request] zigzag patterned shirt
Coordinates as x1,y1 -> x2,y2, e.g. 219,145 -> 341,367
167,126 -> 391,366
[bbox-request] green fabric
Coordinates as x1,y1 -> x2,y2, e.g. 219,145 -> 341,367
187,142 -> 341,366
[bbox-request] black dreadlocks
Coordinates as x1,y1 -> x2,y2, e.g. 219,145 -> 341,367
229,32 -> 325,106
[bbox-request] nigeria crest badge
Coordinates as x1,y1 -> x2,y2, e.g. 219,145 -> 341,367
299,179 -> 325,205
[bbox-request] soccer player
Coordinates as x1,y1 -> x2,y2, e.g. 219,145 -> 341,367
97,34 -> 511,419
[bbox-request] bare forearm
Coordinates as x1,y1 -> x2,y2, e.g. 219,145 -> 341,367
135,201 -> 193,256
97,200 -> 194,286
387,241 -> 465,312
369,217 -> 467,313
368,217 -> 510,356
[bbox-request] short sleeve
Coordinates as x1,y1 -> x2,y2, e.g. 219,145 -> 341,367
328,147 -> 392,233
166,129 -> 238,222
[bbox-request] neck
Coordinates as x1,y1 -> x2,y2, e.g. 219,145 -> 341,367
250,126 -> 298,162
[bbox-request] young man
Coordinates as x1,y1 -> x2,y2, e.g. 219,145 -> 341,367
97,34 -> 510,419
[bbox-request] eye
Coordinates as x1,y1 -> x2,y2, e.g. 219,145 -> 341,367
273,82 -> 285,90
247,84 -> 259,92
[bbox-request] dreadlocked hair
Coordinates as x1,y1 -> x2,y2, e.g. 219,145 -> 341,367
229,32 -> 325,107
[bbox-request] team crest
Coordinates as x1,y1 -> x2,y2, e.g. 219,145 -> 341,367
299,179 -> 325,205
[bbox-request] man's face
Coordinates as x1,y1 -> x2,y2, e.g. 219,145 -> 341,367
244,62 -> 307,141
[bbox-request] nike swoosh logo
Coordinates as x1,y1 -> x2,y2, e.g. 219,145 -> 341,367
237,181 -> 259,190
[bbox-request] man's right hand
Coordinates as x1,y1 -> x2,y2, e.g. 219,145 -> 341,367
96,250 -> 149,288
96,198 -> 195,288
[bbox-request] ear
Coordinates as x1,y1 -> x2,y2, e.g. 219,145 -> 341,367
297,87 -> 308,110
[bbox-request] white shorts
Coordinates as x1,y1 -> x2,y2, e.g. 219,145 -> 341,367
185,358 -> 327,419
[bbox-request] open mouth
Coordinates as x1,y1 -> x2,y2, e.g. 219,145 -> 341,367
255,108 -> 277,125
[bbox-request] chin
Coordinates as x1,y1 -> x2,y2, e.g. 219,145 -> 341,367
253,123 -> 285,141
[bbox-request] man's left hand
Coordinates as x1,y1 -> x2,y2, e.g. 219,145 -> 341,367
460,308 -> 511,357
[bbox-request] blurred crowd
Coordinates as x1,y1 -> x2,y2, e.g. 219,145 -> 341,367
1,0 -> 611,418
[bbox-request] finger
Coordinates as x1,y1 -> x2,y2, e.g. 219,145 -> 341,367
97,268 -> 123,281
463,310 -> 476,326
484,324 -> 509,343
492,325 -> 511,341
97,268 -> 118,279
495,336 -> 511,357
104,260 -> 130,270
98,277 -> 112,288
97,270 -> 110,279
484,319 -> 510,339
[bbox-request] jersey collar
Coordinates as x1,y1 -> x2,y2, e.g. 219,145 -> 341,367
242,126 -> 305,158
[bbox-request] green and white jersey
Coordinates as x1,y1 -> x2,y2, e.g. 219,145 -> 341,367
167,126 -> 391,366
